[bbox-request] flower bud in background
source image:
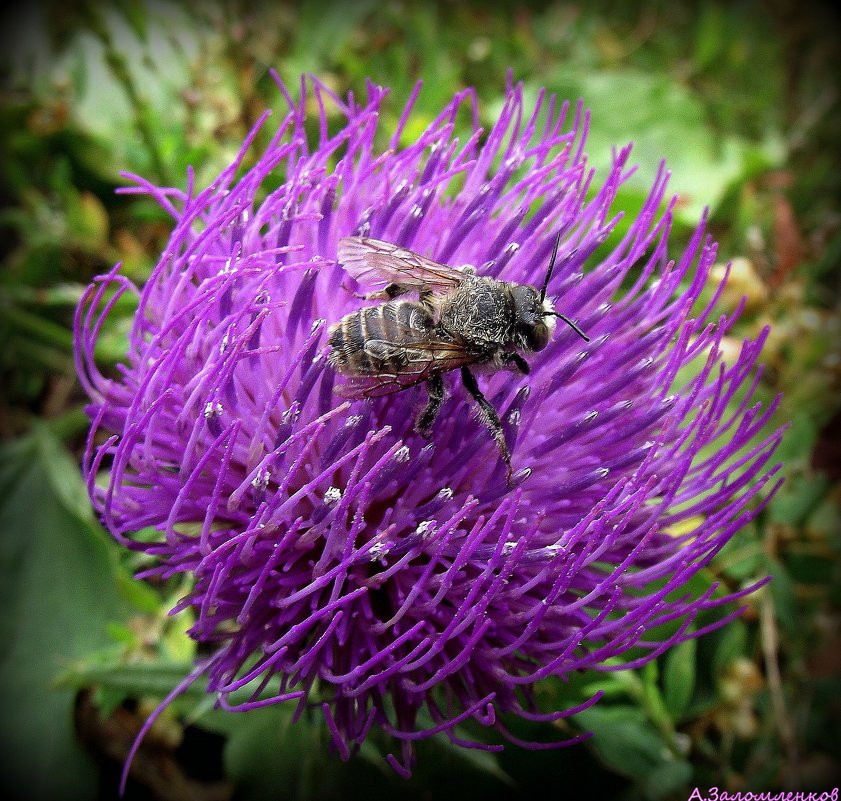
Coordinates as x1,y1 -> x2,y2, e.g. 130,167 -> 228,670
75,74 -> 784,777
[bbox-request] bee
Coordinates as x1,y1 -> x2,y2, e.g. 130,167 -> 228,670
327,234 -> 590,481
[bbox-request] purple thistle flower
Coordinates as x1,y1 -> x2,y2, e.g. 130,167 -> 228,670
74,74 -> 784,778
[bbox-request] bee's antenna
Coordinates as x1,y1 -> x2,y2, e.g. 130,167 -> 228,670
540,232 -> 590,341
547,311 -> 590,342
539,232 -> 562,303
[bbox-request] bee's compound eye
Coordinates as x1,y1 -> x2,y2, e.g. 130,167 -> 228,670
524,322 -> 550,351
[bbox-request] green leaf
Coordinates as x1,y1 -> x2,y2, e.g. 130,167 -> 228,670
662,639 -> 697,721
223,705 -> 319,801
768,470 -> 830,526
641,758 -> 694,801
526,69 -> 783,224
286,0 -> 379,75
0,428 -> 132,801
764,557 -> 798,634
773,414 -> 820,466
641,661 -> 673,733
59,660 -> 200,699
693,5 -> 726,71
711,619 -> 748,678
577,705 -> 678,781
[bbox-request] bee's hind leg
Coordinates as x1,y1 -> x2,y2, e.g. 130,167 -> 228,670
460,366 -> 513,484
417,374 -> 445,437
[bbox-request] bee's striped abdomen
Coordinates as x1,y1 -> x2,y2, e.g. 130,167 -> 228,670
327,301 -> 431,377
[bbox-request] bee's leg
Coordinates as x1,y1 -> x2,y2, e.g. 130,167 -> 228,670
366,283 -> 408,301
341,283 -> 368,300
417,289 -> 437,314
417,374 -> 445,436
460,366 -> 512,483
500,351 -> 530,375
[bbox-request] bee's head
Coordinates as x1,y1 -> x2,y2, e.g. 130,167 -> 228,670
511,233 -> 591,351
511,285 -> 554,351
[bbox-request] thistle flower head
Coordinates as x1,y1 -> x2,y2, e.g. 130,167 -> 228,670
75,74 -> 783,776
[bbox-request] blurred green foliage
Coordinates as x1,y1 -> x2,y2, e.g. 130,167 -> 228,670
1,1 -> 839,800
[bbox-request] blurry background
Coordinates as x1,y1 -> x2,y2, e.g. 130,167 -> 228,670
0,1 -> 839,799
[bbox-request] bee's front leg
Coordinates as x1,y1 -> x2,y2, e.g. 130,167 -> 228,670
416,374 -> 445,436
500,351 -> 530,375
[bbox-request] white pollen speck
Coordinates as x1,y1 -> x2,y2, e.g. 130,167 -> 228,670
204,401 -> 223,418
345,414 -> 363,428
438,487 -> 453,499
368,541 -> 390,561
508,409 -> 521,426
323,486 -> 342,504
415,520 -> 434,539
252,468 -> 270,489
281,404 -> 300,424
502,541 -> 516,555
394,446 -> 410,463
311,318 -> 325,333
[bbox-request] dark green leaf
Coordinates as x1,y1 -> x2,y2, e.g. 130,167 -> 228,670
223,705 -> 317,801
641,758 -> 694,801
663,639 -> 697,722
769,471 -> 830,526
0,428 -> 132,801
711,620 -> 748,678
59,660 -> 200,698
693,5 -> 725,72
764,557 -> 798,634
578,704 -> 685,787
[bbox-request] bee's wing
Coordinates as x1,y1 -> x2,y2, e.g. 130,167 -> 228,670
337,237 -> 467,295
334,332 -> 477,400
